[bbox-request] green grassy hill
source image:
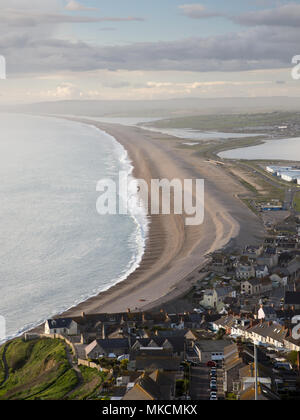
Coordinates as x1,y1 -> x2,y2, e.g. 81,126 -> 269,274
0,338 -> 106,400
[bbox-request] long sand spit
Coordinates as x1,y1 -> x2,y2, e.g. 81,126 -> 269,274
60,120 -> 264,315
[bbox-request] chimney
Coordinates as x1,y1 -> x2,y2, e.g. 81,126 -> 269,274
127,308 -> 131,313
81,312 -> 86,319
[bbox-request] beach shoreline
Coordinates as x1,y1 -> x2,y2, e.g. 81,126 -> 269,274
52,118 -> 265,318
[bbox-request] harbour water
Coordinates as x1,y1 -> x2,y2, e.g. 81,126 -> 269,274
218,137 -> 300,161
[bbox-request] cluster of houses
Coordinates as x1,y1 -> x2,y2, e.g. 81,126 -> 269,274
40,288 -> 300,401
42,310 -> 222,400
198,235 -> 300,315
37,230 -> 300,400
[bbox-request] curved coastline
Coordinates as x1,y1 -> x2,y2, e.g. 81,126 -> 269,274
56,118 -> 264,317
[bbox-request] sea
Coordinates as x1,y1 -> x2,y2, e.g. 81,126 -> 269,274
0,113 -> 148,343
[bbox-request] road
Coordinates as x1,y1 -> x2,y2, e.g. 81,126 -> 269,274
190,365 -> 210,400
190,364 -> 224,400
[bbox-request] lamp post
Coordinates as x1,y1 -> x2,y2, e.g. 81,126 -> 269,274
254,342 -> 258,401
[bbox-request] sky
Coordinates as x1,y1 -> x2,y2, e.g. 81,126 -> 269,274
1,0 -> 300,103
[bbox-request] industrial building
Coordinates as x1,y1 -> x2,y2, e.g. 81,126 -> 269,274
266,166 -> 292,174
265,166 -> 300,183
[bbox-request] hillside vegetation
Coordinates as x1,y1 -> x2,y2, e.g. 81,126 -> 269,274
150,112 -> 300,131
0,338 -> 105,400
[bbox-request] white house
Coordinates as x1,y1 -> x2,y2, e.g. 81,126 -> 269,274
247,322 -> 287,349
44,318 -> 79,336
255,265 -> 269,279
201,287 -> 234,309
258,305 -> 277,321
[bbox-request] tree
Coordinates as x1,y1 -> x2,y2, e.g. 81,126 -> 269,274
287,351 -> 298,367
216,328 -> 226,340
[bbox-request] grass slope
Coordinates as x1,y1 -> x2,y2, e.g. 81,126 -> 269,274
67,366 -> 106,400
0,338 -> 76,400
0,338 -> 108,400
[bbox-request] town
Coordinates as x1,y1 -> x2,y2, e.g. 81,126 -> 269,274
18,212 -> 300,401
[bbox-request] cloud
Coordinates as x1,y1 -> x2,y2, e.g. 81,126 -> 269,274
3,27 -> 296,76
179,3 -> 223,19
42,82 -> 83,98
0,10 -> 144,26
179,2 -> 300,28
65,1 -> 97,11
233,3 -> 300,27
105,81 -> 131,89
147,81 -> 270,88
2,23 -> 298,75
0,1 -> 298,77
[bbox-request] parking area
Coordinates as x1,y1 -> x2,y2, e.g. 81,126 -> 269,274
190,362 -> 224,400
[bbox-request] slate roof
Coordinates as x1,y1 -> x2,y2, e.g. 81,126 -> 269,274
47,318 -> 74,329
132,336 -> 185,353
285,292 -> 300,305
215,286 -> 233,297
96,338 -> 129,349
154,329 -> 188,338
123,374 -> 161,400
242,278 -> 261,286
135,355 -> 181,371
248,322 -> 287,343
195,339 -> 228,353
149,370 -> 174,389
213,315 -> 238,329
123,371 -> 174,400
85,338 -> 129,356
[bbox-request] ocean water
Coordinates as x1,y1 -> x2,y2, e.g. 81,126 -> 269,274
218,137 -> 300,161
0,114 -> 148,342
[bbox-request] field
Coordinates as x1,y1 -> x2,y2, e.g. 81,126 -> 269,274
149,112 -> 300,132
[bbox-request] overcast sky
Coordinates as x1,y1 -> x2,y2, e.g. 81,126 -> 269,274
1,0 -> 300,103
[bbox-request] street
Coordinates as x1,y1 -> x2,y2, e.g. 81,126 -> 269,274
190,363 -> 224,400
